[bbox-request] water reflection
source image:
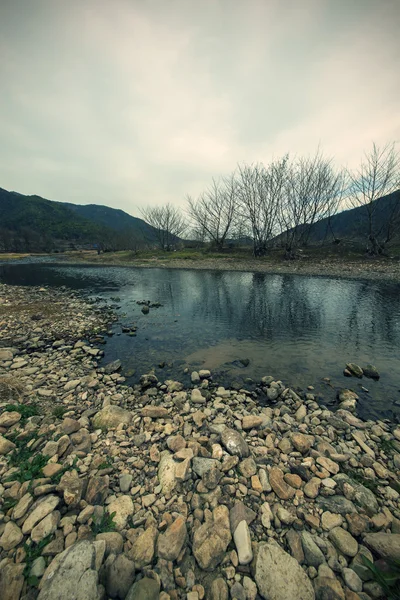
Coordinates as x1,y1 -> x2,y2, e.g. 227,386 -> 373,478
0,261 -> 399,420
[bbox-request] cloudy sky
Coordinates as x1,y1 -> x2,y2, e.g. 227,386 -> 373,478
0,0 -> 399,215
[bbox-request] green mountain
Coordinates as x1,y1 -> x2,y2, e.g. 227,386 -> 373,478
0,187 -> 157,252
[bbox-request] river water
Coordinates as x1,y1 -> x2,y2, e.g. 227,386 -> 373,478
1,259 -> 400,421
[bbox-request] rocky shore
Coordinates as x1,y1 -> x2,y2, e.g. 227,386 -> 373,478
1,283 -> 400,600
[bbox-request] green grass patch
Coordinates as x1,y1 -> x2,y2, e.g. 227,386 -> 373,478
362,555 -> 400,600
90,510 -> 117,535
52,406 -> 67,419
23,535 -> 53,586
5,403 -> 40,423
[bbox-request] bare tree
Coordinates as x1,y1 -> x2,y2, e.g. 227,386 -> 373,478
186,175 -> 237,251
347,142 -> 400,255
141,204 -> 186,251
278,151 -> 345,258
236,157 -> 288,256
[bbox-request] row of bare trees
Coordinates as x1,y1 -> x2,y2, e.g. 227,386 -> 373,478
139,142 -> 400,257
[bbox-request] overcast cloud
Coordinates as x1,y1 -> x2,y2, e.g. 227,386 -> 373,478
0,0 -> 399,215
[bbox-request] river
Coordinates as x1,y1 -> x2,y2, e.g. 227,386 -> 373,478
1,258 -> 399,421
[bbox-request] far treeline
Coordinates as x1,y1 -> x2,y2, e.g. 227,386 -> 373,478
142,142 -> 400,258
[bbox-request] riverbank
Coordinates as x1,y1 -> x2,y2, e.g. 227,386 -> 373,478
1,283 -> 400,600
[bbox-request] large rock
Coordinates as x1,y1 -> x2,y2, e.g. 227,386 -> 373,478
128,526 -> 157,567
126,577 -> 160,600
255,541 -> 315,600
0,411 -> 21,427
193,505 -> 232,570
209,578 -> 229,600
328,527 -> 358,557
92,405 -> 131,430
107,495 -> 134,530
157,516 -> 187,561
316,495 -> 357,515
85,475 -> 109,505
363,533 -> 400,562
31,511 -> 61,543
158,451 -> 176,495
0,435 -> 16,455
104,554 -> 136,599
0,563 -> 25,600
0,521 -> 23,550
22,495 -> 60,534
58,470 -> 84,507
38,540 -> 101,600
220,428 -> 249,458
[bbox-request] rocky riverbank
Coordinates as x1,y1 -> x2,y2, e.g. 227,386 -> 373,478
1,283 -> 400,600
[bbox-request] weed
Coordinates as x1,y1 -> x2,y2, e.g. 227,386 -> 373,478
342,466 -> 380,493
97,455 -> 114,470
1,497 -> 18,511
4,403 -> 39,423
361,555 -> 400,600
52,406 -> 67,419
380,438 -> 399,456
6,432 -> 47,482
23,535 -> 53,586
90,510 -> 117,535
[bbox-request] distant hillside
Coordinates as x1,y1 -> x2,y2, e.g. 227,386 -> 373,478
0,187 -> 159,252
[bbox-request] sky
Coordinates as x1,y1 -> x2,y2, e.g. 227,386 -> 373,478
0,0 -> 399,216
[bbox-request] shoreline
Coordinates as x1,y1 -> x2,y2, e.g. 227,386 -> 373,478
1,283 -> 400,600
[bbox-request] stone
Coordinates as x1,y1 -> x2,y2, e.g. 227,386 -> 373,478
105,554 -> 136,599
58,470 -> 83,507
192,457 -> 219,476
38,540 -> 100,600
31,556 -> 46,578
158,451 -> 176,495
0,411 -> 21,427
141,406 -> 169,418
301,531 -> 325,567
0,563 -> 25,600
220,428 -> 249,458
255,541 -> 315,600
85,475 -> 109,505
260,502 -> 273,530
128,526 -> 157,567
363,533 -> 400,562
31,510 -> 61,543
12,492 -> 33,519
0,435 -> 16,455
61,417 -> 81,434
22,495 -> 60,534
292,433 -> 312,454
0,521 -> 23,550
107,495 -> 134,530
316,457 -> 340,475
191,389 -> 205,404
328,528 -> 358,557
230,501 -> 257,533
119,474 -> 133,492
351,432 -> 375,459
157,516 -> 187,561
233,520 -> 253,565
192,505 -> 232,570
238,457 -> 257,478
92,405 -> 131,430
342,568 -> 362,592
230,582 -> 246,600
242,415 -> 263,430
64,379 -> 81,392
284,473 -> 303,489
350,547 -> 374,581
242,576 -> 258,600
346,364 -> 363,378
269,467 -> 296,499
321,512 -> 343,531
209,578 -> 229,600
96,532 -> 124,557
304,477 -> 321,499
295,405 -> 307,422
313,575 -> 345,600
362,364 -> 380,380
103,359 -> 121,374
126,577 -> 160,600
316,496 -> 357,515
286,529 -> 305,564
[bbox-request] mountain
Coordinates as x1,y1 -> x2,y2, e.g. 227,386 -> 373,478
0,187 -> 157,252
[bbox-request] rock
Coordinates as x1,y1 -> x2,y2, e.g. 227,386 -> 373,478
12,492 -> 33,519
0,563 -> 25,600
0,348 -> 13,360
313,575 -> 345,600
321,512 -> 343,531
0,411 -> 21,427
107,495 -> 134,530
362,364 -> 380,380
255,541 -> 315,600
269,467 -> 296,500
260,502 -> 273,530
363,533 -> 400,562
233,520 -> 253,565
58,470 -> 84,507
230,582 -> 246,600
31,510 -> 61,543
96,532 -> 124,556
119,474 -> 133,492
301,531 -> 325,567
64,379 -> 80,392
238,457 -> 257,478
31,556 -> 46,578
304,478 -> 321,499
105,554 -> 136,599
242,577 -> 257,600
192,457 -> 219,476
126,577 -> 160,600
295,405 -> 307,422
193,505 -> 232,570
191,371 -> 200,383
316,457 -> 340,475
230,501 -> 257,532
286,529 -> 305,564
191,389 -> 205,404
23,495 -> 60,534
351,431 -> 375,459
242,415 -> 263,430
85,475 -> 109,505
0,521 -> 23,550
0,435 -> 16,455
158,451 -> 176,495
346,364 -> 363,378
220,428 -> 249,458
328,528 -> 358,557
316,496 -> 357,515
38,540 -> 100,600
342,568 -> 362,593
103,359 -> 121,374
141,406 -> 169,418
128,526 -> 157,567
157,516 -> 187,561
92,405 -> 131,430
292,433 -> 312,454
209,578 -> 229,600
